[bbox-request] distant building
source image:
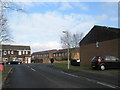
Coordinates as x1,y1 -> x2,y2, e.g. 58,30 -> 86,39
79,25 -> 120,66
53,47 -> 80,60
32,50 -> 57,63
32,47 -> 80,63
0,44 -> 31,63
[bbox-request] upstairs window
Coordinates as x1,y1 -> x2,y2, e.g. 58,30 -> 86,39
8,51 -> 10,54
4,51 -> 7,55
11,51 -> 14,54
23,51 -> 25,55
19,51 -> 21,55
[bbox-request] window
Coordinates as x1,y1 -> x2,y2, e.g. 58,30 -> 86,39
110,56 -> 120,61
59,53 -> 61,56
96,41 -> 99,48
105,56 -> 111,61
62,53 -> 64,56
8,51 -> 10,54
11,51 -> 14,54
32,56 -> 34,59
19,51 -> 21,55
53,54 -> 55,57
4,51 -> 7,55
26,51 -> 28,54
23,51 -> 25,54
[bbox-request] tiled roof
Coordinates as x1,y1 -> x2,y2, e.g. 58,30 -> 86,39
80,25 -> 120,46
32,49 -> 57,55
1,44 -> 31,50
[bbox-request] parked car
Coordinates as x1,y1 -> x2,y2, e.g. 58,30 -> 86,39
91,56 -> 120,70
70,59 -> 80,66
7,59 -> 22,65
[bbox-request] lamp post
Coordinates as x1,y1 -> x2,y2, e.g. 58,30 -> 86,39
0,42 -> 1,63
62,31 -> 70,69
0,1 -> 3,62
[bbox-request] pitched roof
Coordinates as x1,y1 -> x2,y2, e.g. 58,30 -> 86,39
80,25 -> 120,46
32,49 -> 57,55
1,44 -> 31,50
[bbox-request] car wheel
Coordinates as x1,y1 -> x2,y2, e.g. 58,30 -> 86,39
100,65 -> 105,70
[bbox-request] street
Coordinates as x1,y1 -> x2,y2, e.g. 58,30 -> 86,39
2,63 -> 119,89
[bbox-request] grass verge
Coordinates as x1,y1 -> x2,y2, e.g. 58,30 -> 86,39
1,66 -> 12,82
54,63 -> 119,77
54,63 -> 91,71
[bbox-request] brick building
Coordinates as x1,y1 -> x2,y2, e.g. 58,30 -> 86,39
53,47 -> 80,60
32,50 -> 57,63
32,47 -> 80,63
79,25 -> 120,66
0,44 -> 31,63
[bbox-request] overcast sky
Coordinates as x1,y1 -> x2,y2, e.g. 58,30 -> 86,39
6,0 -> 118,52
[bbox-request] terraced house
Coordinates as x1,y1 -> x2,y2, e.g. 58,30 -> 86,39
32,47 -> 80,63
0,44 -> 31,63
32,50 -> 57,63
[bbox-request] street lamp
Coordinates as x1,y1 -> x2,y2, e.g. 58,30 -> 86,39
0,46 -> 1,62
62,31 -> 70,69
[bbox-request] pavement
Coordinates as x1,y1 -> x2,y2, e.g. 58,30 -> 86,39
2,63 -> 120,89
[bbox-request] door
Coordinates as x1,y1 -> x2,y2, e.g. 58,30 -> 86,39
110,56 -> 119,68
104,56 -> 113,69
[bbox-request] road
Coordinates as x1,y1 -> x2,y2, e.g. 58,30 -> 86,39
2,63 -> 119,89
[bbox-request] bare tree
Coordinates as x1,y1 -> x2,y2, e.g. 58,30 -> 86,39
61,31 -> 83,49
0,0 -> 24,43
61,31 -> 72,48
71,32 -> 83,48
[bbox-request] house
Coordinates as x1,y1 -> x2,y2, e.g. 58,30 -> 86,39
0,44 -> 31,63
32,47 -> 80,63
79,25 -> 120,66
32,50 -> 57,63
53,47 -> 80,60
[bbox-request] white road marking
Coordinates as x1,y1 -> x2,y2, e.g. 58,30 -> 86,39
26,65 -> 36,72
97,81 -> 119,89
31,68 -> 36,72
60,71 -> 119,89
61,71 -> 79,78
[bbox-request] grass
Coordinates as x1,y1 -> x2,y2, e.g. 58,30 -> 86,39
1,65 -> 12,82
54,62 -> 91,71
54,63 -> 119,77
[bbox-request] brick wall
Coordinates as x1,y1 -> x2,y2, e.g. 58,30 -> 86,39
80,38 -> 119,66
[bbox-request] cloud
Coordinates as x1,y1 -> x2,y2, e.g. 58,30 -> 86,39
31,41 -> 62,52
59,2 -> 73,10
8,10 -> 109,52
58,2 -> 89,11
74,2 -> 89,11
95,14 -> 108,21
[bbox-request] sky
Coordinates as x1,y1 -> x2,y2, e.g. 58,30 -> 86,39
5,0 -> 118,52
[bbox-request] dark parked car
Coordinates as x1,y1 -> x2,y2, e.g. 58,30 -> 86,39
70,59 -> 80,66
7,60 -> 22,65
91,56 -> 120,70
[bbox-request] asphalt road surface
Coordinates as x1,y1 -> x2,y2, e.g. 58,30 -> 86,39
2,64 -> 119,89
